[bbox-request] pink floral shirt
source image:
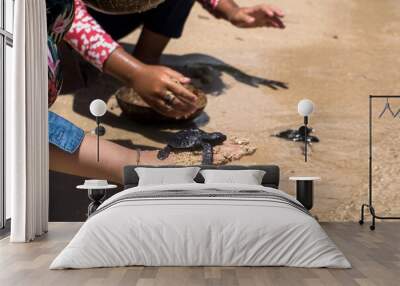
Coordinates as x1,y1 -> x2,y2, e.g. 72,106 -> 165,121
64,0 -> 120,70
199,0 -> 220,12
64,0 -> 220,71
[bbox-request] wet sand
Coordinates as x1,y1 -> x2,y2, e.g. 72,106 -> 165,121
51,0 -> 400,221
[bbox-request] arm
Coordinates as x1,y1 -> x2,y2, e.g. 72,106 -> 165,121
64,0 -> 198,119
50,134 -> 176,184
198,0 -> 285,29
64,0 -> 120,70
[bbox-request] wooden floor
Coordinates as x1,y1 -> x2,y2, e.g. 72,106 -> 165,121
0,222 -> 399,286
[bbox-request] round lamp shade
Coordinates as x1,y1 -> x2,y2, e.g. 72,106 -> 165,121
82,0 -> 164,14
298,99 -> 314,116
90,99 -> 107,117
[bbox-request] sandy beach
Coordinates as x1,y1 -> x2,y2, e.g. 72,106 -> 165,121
51,0 -> 400,221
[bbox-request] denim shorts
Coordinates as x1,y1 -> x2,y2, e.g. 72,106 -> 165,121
48,111 -> 85,154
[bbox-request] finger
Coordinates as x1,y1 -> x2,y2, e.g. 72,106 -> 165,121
264,5 -> 285,17
140,94 -> 185,118
248,14 -> 273,28
170,96 -> 197,114
143,87 -> 194,114
166,94 -> 196,113
264,18 -> 279,28
272,7 -> 285,17
161,91 -> 193,114
179,77 -> 191,84
251,11 -> 284,28
231,10 -> 256,28
159,99 -> 196,120
165,68 -> 191,84
242,6 -> 284,28
242,6 -> 258,14
153,99 -> 187,118
164,67 -> 184,79
266,16 -> 285,28
167,81 -> 198,106
171,99 -> 197,115
239,14 -> 256,26
141,97 -> 168,114
260,6 -> 275,17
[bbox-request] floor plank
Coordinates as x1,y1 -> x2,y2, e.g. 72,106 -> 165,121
0,222 -> 399,286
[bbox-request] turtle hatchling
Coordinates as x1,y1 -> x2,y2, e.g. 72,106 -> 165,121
157,128 -> 227,164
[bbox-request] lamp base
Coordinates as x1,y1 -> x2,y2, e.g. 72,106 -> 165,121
87,189 -> 106,216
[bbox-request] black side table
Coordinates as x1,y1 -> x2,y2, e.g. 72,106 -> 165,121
289,177 -> 320,210
77,180 -> 117,217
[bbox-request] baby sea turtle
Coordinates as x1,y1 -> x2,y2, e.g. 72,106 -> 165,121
157,128 -> 227,164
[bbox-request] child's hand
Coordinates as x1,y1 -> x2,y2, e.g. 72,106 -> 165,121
228,4 -> 285,29
103,48 -> 198,120
131,64 -> 198,119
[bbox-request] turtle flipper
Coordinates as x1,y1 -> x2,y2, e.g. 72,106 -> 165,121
201,143 -> 213,165
157,146 -> 172,160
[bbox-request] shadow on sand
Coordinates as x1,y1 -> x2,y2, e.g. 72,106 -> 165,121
161,53 -> 288,95
60,44 -> 288,144
122,43 -> 288,95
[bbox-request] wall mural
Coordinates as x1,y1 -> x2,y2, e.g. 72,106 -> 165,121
49,1 -> 400,222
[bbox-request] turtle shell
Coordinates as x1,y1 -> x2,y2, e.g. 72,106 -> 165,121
167,128 -> 206,149
82,0 -> 164,14
115,84 -> 207,123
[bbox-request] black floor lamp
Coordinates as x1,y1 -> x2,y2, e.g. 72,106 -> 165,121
89,99 -> 107,162
297,99 -> 315,162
